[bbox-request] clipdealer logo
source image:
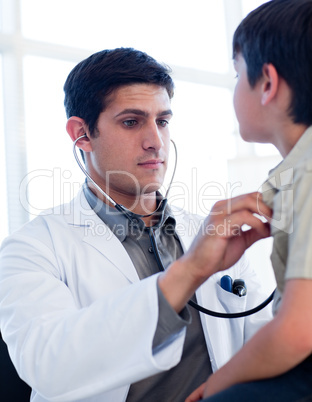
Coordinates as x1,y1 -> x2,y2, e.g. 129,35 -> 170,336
18,167 -> 244,217
259,167 -> 294,234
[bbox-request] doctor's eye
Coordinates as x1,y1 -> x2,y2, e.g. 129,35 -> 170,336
123,119 -> 138,128
157,119 -> 169,127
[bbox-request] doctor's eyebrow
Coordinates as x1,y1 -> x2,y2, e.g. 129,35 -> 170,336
158,109 -> 173,117
115,109 -> 173,118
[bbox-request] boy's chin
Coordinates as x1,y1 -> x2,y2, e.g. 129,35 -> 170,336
239,129 -> 261,143
239,131 -> 254,142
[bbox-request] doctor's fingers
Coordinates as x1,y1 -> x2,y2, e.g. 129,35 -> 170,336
228,210 -> 270,237
185,382 -> 206,402
210,192 -> 272,220
242,221 -> 271,249
204,210 -> 271,239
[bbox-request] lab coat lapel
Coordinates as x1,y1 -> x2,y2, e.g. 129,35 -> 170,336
65,189 -> 140,284
173,208 -> 201,251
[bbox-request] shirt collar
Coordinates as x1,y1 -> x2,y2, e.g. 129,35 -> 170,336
83,182 -> 177,242
263,125 -> 312,191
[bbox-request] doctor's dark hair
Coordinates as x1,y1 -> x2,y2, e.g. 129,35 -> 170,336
233,0 -> 312,125
63,47 -> 174,136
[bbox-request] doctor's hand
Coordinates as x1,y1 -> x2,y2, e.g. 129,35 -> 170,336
185,381 -> 206,402
182,191 -> 271,276
185,374 -> 223,401
158,192 -> 272,313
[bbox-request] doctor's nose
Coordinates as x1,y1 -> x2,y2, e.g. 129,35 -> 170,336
142,123 -> 164,152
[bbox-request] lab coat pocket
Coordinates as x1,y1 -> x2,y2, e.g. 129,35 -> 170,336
216,284 -> 247,357
200,282 -> 248,370
216,283 -> 247,315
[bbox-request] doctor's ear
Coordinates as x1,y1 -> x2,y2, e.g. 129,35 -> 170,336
66,116 -> 92,152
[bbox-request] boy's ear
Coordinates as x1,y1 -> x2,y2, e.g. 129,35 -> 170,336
66,116 -> 92,152
261,63 -> 279,106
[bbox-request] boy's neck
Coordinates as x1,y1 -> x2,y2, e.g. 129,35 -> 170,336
273,123 -> 308,158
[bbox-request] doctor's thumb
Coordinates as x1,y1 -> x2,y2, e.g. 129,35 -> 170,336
185,382 -> 206,402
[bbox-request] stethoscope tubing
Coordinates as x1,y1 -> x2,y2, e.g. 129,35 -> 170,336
74,134 -> 275,318
148,227 -> 275,318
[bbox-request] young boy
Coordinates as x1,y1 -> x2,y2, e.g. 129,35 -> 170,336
186,0 -> 312,401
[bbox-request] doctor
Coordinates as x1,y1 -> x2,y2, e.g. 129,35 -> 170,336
0,48 -> 272,402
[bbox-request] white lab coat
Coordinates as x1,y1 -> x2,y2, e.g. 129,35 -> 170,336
0,189 -> 272,402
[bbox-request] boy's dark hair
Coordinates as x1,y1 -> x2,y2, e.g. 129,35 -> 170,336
64,47 -> 174,136
233,0 -> 312,125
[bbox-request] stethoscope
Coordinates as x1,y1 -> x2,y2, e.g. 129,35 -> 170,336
73,134 -> 275,318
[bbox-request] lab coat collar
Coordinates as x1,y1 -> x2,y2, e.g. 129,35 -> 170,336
63,188 -> 140,284
63,190 -> 201,285
82,183 -> 177,242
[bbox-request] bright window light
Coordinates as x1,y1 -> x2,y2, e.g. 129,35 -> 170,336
21,0 -> 229,73
23,56 -> 81,216
241,0 -> 270,16
169,80 -> 236,214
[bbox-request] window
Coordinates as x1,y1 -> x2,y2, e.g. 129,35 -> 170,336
21,0 -> 229,73
170,80 -> 236,214
23,56 -> 76,215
